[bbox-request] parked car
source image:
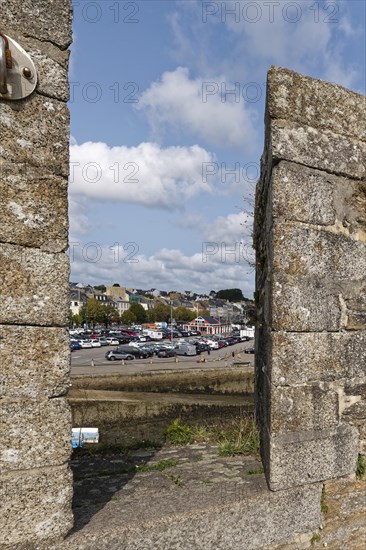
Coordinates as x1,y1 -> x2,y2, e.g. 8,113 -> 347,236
174,343 -> 197,356
196,343 -> 210,353
70,341 -> 81,351
116,346 -> 149,359
244,347 -> 255,354
138,335 -> 152,342
91,340 -> 102,348
105,350 -> 134,361
96,337 -> 109,346
157,349 -> 176,358
206,340 -> 219,350
105,337 -> 120,345
79,339 -> 93,349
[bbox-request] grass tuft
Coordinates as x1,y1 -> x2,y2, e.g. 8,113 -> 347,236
164,419 -> 193,445
356,454 -> 366,480
164,416 -> 260,458
320,485 -> 328,514
246,467 -> 264,476
310,532 -> 321,545
136,459 -> 179,473
165,472 -> 183,487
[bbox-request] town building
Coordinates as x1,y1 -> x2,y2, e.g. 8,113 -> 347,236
183,316 -> 231,335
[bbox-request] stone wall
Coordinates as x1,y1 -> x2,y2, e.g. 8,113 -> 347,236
254,66 -> 366,491
0,1 -> 73,547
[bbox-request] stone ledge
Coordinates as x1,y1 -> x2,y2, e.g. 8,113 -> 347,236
272,222 -> 366,281
0,397 -> 71,472
271,274 -> 342,332
267,66 -> 366,142
270,330 -> 366,386
0,243 -> 69,326
270,119 -> 366,180
267,423 -> 359,491
0,94 -> 70,178
59,445 -> 321,550
2,0 -> 73,49
0,324 -> 70,398
270,383 -> 339,434
0,161 -> 68,252
271,161 -> 366,229
0,464 -> 73,547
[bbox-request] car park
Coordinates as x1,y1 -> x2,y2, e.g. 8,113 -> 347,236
105,350 -> 134,361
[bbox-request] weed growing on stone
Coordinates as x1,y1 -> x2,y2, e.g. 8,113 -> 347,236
320,485 -> 328,514
356,454 -> 366,480
218,440 -> 243,456
217,418 -> 260,457
310,532 -> 321,545
164,419 -> 193,445
164,417 -> 260,457
191,425 -> 211,441
136,459 -> 179,473
245,467 -> 264,476
165,472 -> 183,487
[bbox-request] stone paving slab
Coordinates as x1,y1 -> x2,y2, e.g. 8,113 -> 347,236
48,442 -> 322,550
70,443 -> 264,533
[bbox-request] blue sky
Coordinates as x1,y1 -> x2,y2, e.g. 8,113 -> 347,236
69,0 -> 366,296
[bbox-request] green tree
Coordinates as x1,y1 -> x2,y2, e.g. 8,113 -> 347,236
216,289 -> 244,302
72,313 -> 83,327
147,308 -> 156,323
173,307 -> 196,323
149,303 -> 171,322
79,299 -> 104,329
100,304 -> 119,328
121,310 -> 136,326
129,303 -> 147,323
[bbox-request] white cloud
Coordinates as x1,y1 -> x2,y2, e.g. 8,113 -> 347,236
203,211 -> 252,243
69,242 -> 254,296
137,67 -> 259,152
68,195 -> 90,236
224,1 -> 330,63
69,140 -> 214,209
220,0 -> 359,90
169,1 -> 361,92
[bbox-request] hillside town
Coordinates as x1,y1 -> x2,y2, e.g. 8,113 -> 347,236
69,283 -> 256,330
